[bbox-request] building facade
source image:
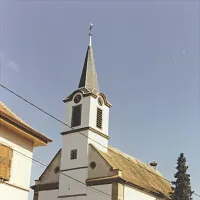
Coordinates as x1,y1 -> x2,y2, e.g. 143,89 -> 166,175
0,102 -> 52,200
31,26 -> 172,200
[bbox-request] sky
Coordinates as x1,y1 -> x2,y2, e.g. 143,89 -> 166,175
0,0 -> 199,199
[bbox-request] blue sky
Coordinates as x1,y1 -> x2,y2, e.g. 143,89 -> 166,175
0,1 -> 199,199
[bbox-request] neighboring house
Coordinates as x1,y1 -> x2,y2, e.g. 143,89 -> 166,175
31,29 -> 172,200
0,102 -> 52,200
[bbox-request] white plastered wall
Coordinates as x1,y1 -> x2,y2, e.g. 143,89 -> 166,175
63,93 -> 110,139
61,131 -> 88,170
38,190 -> 58,200
87,184 -> 112,200
58,169 -> 88,197
124,185 -> 157,200
59,130 -> 88,197
60,92 -> 110,198
0,126 -> 33,200
0,183 -> 29,200
62,94 -> 91,133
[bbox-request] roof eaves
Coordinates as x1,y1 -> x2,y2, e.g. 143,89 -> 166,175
0,111 -> 52,143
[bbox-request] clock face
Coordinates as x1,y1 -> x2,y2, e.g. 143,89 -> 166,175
74,94 -> 82,104
98,97 -> 103,106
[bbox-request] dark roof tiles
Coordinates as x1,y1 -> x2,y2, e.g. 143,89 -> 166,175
78,46 -> 99,94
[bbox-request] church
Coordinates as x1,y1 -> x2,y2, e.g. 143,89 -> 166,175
31,25 -> 172,200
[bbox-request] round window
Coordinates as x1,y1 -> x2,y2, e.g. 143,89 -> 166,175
54,166 -> 60,173
90,161 -> 96,169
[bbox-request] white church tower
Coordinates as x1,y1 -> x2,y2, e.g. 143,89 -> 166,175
58,23 -> 112,199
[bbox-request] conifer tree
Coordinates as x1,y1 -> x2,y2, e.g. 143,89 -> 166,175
171,153 -> 193,200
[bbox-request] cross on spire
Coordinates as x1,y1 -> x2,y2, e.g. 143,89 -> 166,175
89,22 -> 93,46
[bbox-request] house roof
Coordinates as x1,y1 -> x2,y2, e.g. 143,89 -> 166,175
0,102 -> 52,146
90,145 -> 172,199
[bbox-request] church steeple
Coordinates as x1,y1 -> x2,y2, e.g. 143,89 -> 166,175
78,22 -> 99,94
59,23 -> 111,199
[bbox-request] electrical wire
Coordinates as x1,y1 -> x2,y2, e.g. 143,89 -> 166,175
13,148 -> 112,199
0,83 -> 171,182
1,83 -> 199,199
194,193 -> 200,198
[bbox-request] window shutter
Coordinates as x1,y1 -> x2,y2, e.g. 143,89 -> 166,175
0,145 -> 13,181
5,147 -> 13,180
71,105 -> 82,127
0,145 -> 7,180
96,108 -> 103,129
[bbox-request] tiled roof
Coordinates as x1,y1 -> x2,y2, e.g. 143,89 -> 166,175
93,145 -> 172,199
0,102 -> 52,144
0,102 -> 33,128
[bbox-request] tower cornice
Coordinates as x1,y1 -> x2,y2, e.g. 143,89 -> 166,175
61,126 -> 110,140
63,89 -> 112,108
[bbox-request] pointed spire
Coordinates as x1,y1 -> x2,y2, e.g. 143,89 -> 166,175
78,23 -> 99,94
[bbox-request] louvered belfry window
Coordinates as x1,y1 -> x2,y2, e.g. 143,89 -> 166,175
71,105 -> 82,127
96,108 -> 103,129
0,144 -> 13,181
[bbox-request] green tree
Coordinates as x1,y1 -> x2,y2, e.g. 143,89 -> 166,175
171,153 -> 193,200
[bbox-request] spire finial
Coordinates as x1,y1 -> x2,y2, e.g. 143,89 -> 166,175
89,22 -> 93,46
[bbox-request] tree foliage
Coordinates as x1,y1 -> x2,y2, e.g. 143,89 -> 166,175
171,153 -> 193,200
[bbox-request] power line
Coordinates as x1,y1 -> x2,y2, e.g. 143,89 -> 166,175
0,84 -> 171,182
0,84 -> 114,199
194,193 -> 200,198
13,148 -> 112,199
1,83 -> 200,199
0,84 -> 163,200
12,147 -> 200,200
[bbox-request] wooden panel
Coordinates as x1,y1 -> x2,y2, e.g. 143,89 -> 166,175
5,147 -> 13,180
0,145 -> 7,180
0,166 -> 7,180
0,144 -> 13,181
